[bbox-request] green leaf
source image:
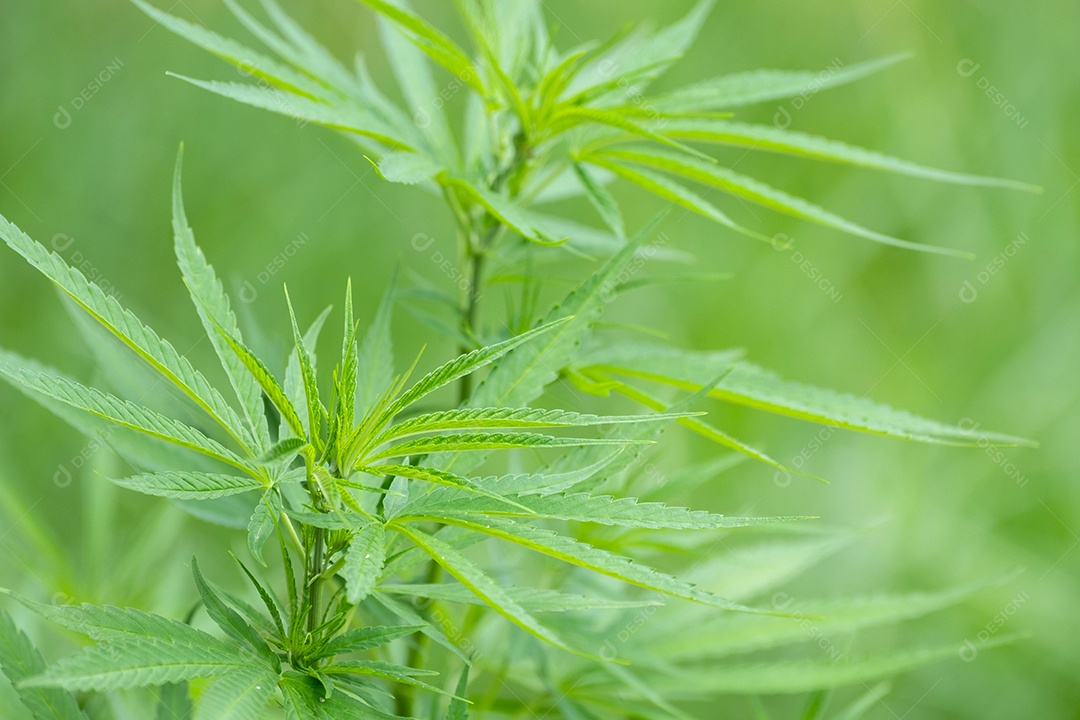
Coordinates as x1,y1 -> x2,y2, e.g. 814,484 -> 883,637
355,276 -> 396,417
369,594 -> 470,664
0,348 -> 256,475
308,625 -> 423,662
379,407 -> 691,442
652,54 -> 909,111
0,610 -> 88,720
595,147 -> 970,257
565,0 -> 714,100
193,666 -> 276,720
22,639 -> 253,692
191,558 -> 279,670
446,665 -> 469,720
644,637 -> 1017,696
585,347 -> 1034,447
375,150 -> 443,185
378,584 -> 662,613
168,75 -> 414,151
392,525 -> 581,655
831,682 -> 891,720
130,0 -> 331,99
280,670 -> 402,719
322,660 -> 450,697
458,213 -> 665,432
0,212 -> 254,453
284,289 -> 324,446
247,492 -> 281,566
259,437 -> 308,465
110,471 -> 266,500
216,326 -> 306,440
173,148 -> 271,452
284,305 -> 332,442
582,156 -> 766,242
224,0 -> 356,98
660,120 -> 1041,192
573,162 -> 624,238
653,578 -> 1008,661
376,317 -> 572,427
369,432 -> 637,461
157,683 -> 193,720
596,372 -> 827,481
356,0 -> 484,95
344,523 -> 387,604
394,516 -> 762,614
399,487 -> 802,530
359,465 -> 533,515
2,591 -> 240,648
443,177 -> 563,246
576,340 -> 742,388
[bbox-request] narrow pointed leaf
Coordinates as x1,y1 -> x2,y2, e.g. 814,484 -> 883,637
111,472 -> 266,499
344,523 -> 386,604
173,149 -> 271,451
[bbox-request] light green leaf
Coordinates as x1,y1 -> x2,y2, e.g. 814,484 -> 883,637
0,349 -> 255,475
284,305 -> 332,442
573,162 -> 624,238
355,276 -> 396,416
565,0 -> 714,99
399,488 -> 802,530
582,156 -> 766,242
370,432 -> 637,462
378,584 -> 661,613
0,212 -> 254,453
168,75 -> 414,150
444,177 -> 563,245
157,683 -> 193,720
131,0 -> 331,99
398,516 -> 762,614
596,147 -> 970,257
577,340 -> 742,387
660,120 -> 1041,192
359,464 -> 533,514
0,610 -> 88,720
391,525 -> 580,655
344,523 -> 386,604
216,327 -> 306,440
376,317 -> 572,427
596,372 -> 827,481
645,637 -> 1017,696
194,666 -> 276,720
653,579 -> 1007,661
652,54 -> 908,111
110,471 -> 266,499
586,347 -> 1034,447
375,150 -> 443,185
247,492 -> 281,566
309,625 -> 423,662
22,637 -> 252,692
379,407 -> 691,442
191,558 -> 279,669
173,148 -> 271,452
284,288 -> 324,446
555,106 -> 713,163
358,0 -> 484,95
446,665 -> 469,720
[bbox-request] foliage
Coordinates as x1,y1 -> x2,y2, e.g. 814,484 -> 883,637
0,0 -> 1035,718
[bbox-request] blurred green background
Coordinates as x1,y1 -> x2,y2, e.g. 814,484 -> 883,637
1,0 -> 1076,717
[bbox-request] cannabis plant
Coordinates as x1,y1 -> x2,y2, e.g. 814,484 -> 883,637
0,1 -> 1036,718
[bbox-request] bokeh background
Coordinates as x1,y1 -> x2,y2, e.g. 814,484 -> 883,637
1,0 -> 1076,717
